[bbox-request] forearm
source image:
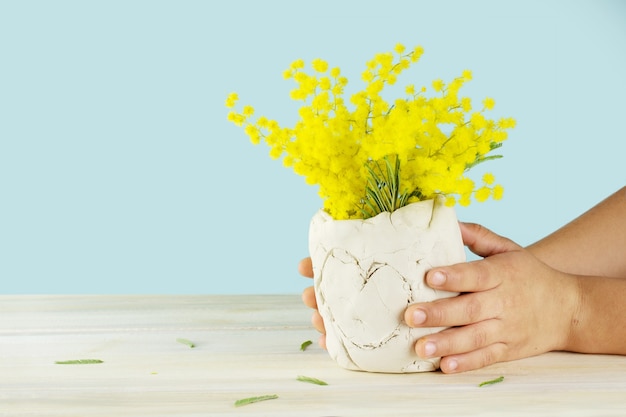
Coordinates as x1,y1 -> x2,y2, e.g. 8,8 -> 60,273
527,186 -> 626,278
566,274 -> 626,354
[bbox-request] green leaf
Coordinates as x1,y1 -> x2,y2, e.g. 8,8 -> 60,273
478,376 -> 504,387
234,394 -> 278,407
297,375 -> 328,385
55,359 -> 103,365
300,340 -> 313,351
176,338 -> 195,348
361,155 -> 411,219
465,154 -> 503,170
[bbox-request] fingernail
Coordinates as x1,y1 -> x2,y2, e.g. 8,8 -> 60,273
412,309 -> 427,325
428,271 -> 446,286
424,341 -> 437,357
446,358 -> 458,372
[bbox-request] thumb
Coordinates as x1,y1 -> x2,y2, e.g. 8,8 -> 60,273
459,222 -> 521,258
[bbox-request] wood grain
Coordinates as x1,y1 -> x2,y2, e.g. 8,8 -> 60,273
1,295 -> 625,416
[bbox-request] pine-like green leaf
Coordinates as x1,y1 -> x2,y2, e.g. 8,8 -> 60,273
234,394 -> 278,407
297,375 -> 328,385
55,359 -> 103,365
478,376 -> 504,387
176,338 -> 196,348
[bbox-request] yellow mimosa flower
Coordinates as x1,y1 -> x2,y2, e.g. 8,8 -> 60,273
226,44 -> 516,219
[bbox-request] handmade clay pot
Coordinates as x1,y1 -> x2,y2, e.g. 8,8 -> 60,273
308,195 -> 466,373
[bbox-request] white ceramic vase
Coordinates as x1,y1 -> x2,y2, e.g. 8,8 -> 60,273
308,195 -> 466,373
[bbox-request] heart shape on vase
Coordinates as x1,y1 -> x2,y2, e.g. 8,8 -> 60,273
317,247 -> 411,349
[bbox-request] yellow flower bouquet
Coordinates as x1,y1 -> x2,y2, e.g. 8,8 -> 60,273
227,44 -> 515,373
226,43 -> 515,221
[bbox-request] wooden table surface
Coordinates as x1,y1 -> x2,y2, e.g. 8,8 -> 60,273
1,295 -> 625,416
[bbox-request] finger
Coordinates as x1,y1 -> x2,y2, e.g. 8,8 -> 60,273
298,257 -> 314,278
405,291 -> 503,328
319,333 -> 327,350
425,256 -> 503,293
439,342 -> 507,374
415,319 -> 502,359
424,223 -> 519,293
301,286 -> 317,309
311,310 -> 326,334
459,222 -> 520,258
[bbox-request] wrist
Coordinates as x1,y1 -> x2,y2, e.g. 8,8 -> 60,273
560,274 -> 585,352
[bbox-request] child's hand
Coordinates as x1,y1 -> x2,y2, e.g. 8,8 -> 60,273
298,257 -> 327,348
404,222 -> 580,373
299,223 -> 580,372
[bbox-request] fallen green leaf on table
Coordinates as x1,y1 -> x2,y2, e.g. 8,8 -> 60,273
176,338 -> 195,348
478,376 -> 504,387
297,375 -> 328,385
300,340 -> 313,351
234,394 -> 279,407
55,359 -> 103,365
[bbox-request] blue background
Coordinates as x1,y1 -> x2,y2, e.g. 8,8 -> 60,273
1,0 -> 625,294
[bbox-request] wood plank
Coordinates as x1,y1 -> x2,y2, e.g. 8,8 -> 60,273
1,295 -> 625,416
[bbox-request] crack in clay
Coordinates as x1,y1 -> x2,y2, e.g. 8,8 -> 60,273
427,198 -> 437,228
315,248 -> 360,369
367,262 -> 403,316
318,288 -> 360,369
345,325 -> 401,350
322,252 -> 411,352
402,360 -> 436,372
